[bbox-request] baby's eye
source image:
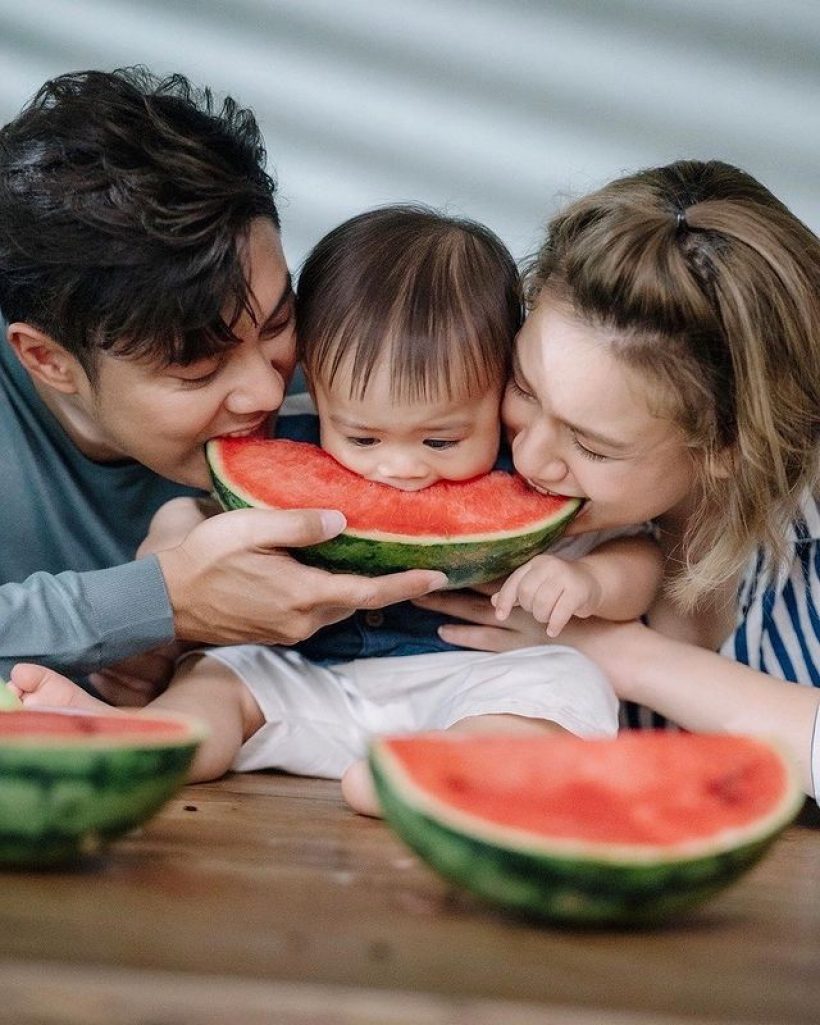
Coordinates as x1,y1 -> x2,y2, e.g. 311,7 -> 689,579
348,436 -> 379,447
424,439 -> 459,450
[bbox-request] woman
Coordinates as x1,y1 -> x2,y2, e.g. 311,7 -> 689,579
417,159 -> 820,796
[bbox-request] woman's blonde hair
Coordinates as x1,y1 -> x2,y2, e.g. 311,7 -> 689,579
526,160 -> 819,607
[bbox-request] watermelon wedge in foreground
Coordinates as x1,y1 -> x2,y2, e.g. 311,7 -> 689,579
369,732 -> 804,926
0,707 -> 204,867
206,437 -> 580,587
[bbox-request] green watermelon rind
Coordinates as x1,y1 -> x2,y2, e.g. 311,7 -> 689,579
368,742 -> 803,926
0,717 -> 204,867
209,455 -> 580,588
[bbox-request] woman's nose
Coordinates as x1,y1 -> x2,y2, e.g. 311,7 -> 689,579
513,426 -> 568,483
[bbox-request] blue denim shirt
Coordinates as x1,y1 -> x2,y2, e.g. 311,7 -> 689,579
277,412 -> 513,666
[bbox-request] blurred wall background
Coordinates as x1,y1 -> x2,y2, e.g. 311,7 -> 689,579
0,0 -> 817,270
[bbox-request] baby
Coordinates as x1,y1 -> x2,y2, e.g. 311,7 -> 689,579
12,206 -> 662,814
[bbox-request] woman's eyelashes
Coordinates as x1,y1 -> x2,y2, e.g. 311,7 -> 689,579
570,433 -> 608,462
507,376 -> 534,400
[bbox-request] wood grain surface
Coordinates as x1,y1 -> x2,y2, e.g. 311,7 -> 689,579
0,772 -> 816,1025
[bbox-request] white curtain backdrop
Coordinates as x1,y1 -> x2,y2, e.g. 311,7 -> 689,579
0,0 -> 817,268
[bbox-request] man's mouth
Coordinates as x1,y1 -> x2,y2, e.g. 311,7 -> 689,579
220,416 -> 269,439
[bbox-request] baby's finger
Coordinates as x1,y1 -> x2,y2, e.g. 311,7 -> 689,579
492,567 -> 528,620
525,579 -> 562,625
545,591 -> 578,638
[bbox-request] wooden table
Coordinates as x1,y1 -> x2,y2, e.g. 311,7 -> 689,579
0,772 -> 816,1025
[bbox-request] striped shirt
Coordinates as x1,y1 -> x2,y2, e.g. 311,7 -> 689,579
624,491 -> 820,799
720,492 -> 820,798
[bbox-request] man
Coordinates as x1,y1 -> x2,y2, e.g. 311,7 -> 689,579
0,67 -> 445,685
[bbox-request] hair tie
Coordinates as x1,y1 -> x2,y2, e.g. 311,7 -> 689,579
675,209 -> 688,232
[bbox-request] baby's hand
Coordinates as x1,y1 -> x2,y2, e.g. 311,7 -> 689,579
491,554 -> 603,638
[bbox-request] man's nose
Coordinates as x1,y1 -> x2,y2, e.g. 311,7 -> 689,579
226,359 -> 286,414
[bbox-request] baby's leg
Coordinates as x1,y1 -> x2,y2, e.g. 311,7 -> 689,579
148,654 -> 265,783
10,664 -> 113,712
341,645 -> 618,818
10,656 -> 264,785
341,713 -> 565,817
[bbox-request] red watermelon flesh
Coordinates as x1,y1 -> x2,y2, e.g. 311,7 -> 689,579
369,731 -> 804,924
206,437 -> 581,586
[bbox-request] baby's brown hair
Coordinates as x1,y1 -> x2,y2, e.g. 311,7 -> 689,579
296,205 -> 521,403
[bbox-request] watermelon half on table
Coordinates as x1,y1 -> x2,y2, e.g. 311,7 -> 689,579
369,731 -> 804,926
0,707 -> 204,867
206,437 -> 580,587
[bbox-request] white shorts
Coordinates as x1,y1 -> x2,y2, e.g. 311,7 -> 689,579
196,645 -> 619,779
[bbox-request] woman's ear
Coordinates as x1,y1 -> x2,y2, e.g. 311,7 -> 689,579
6,322 -> 84,394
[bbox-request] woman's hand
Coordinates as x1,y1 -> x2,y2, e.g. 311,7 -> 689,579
416,586 -> 642,691
414,583 -> 551,652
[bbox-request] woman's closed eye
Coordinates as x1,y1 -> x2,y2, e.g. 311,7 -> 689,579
570,434 -> 608,462
507,376 -> 535,400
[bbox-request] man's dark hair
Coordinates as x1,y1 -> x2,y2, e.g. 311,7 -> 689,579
0,66 -> 279,374
297,205 -> 521,402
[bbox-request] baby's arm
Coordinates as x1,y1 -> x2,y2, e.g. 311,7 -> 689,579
137,497 -> 218,558
493,535 -> 663,638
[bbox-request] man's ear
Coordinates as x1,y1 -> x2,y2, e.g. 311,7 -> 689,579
6,322 -> 84,394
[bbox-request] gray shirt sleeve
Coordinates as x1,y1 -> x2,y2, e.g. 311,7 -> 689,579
0,555 -> 174,679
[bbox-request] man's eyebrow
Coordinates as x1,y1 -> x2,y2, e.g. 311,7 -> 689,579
259,273 -> 294,328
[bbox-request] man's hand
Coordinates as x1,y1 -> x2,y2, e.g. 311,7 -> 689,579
157,507 -> 448,647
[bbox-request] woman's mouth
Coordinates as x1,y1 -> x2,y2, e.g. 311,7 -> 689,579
527,480 -> 580,502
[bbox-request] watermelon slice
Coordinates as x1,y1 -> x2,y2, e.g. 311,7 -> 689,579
0,708 -> 204,867
207,437 -> 580,587
369,732 -> 803,925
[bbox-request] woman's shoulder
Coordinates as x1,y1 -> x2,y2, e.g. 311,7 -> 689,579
788,490 -> 820,544
724,488 -> 819,687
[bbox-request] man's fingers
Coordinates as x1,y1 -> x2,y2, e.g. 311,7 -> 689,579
329,569 -> 449,609
214,507 -> 348,550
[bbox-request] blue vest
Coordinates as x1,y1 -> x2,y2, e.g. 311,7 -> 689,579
277,413 -> 513,665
